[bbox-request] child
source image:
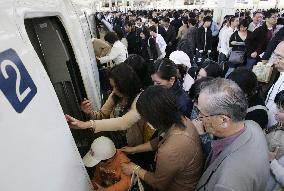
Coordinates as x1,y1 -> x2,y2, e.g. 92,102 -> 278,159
83,136 -> 131,191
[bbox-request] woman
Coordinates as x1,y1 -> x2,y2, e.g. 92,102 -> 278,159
97,32 -> 128,65
139,27 -> 158,62
177,17 -> 189,40
229,68 -> 268,129
196,61 -> 223,80
225,19 -> 251,78
150,58 -> 193,118
121,86 -> 204,191
65,63 -> 144,147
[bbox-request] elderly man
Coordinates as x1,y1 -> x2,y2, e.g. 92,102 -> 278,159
266,41 -> 284,127
196,78 -> 270,191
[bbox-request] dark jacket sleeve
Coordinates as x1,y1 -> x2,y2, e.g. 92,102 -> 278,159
262,28 -> 284,60
196,27 -> 204,51
207,28 -> 213,51
229,31 -> 237,47
246,110 -> 268,129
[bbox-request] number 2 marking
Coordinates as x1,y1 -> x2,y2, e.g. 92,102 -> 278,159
1,60 -> 31,102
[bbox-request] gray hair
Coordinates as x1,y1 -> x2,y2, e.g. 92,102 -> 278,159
200,78 -> 248,122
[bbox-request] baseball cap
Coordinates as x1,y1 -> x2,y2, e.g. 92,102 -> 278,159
83,136 -> 116,167
169,51 -> 191,68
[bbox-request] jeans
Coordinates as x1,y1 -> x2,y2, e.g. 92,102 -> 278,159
246,58 -> 258,70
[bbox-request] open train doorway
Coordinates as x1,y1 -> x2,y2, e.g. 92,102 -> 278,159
24,16 -> 94,157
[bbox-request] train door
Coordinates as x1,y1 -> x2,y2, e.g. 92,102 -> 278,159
24,16 -> 94,156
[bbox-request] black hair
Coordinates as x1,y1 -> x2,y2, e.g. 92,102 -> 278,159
136,86 -> 185,131
162,17 -> 170,23
228,67 -> 258,98
239,19 -> 250,28
201,61 -> 222,78
189,77 -> 213,102
265,9 -> 278,18
104,32 -> 119,44
204,10 -> 212,16
253,11 -> 263,17
124,54 -> 153,89
150,58 -> 177,81
275,90 -> 284,109
152,18 -> 159,24
149,25 -> 157,33
182,17 -> 189,28
230,16 -> 239,24
140,27 -> 150,39
112,26 -> 124,40
203,16 -> 212,23
188,18 -> 197,26
108,63 -> 142,111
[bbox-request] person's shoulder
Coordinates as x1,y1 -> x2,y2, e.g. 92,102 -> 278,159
116,149 -> 130,164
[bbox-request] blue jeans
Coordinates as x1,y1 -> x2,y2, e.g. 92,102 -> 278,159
246,58 -> 258,70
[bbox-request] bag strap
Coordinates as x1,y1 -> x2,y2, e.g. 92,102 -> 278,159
247,105 -> 268,113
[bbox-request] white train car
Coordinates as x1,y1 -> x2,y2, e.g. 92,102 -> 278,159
0,0 -> 102,190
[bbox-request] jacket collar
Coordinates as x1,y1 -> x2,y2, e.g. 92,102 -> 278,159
196,121 -> 252,190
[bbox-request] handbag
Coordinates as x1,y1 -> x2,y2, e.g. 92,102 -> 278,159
228,50 -> 245,64
228,34 -> 245,65
128,171 -> 144,191
265,125 -> 284,160
252,62 -> 273,83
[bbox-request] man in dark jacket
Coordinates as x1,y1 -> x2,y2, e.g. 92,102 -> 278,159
262,27 -> 284,62
246,9 -> 278,69
196,16 -> 213,54
124,21 -> 141,55
151,18 -> 166,39
161,17 -> 177,58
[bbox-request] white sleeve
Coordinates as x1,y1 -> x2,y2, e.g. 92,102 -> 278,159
99,46 -> 120,64
270,159 -> 284,186
159,36 -> 167,53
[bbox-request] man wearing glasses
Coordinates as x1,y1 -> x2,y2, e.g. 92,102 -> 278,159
195,78 -> 270,191
266,41 -> 284,127
246,9 -> 279,69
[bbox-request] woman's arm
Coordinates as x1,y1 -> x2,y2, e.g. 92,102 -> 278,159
99,46 -> 120,64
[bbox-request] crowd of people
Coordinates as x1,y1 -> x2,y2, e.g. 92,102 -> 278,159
65,8 -> 284,191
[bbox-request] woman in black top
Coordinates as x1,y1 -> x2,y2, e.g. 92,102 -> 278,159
140,27 -> 158,62
229,68 -> 268,129
225,19 -> 251,78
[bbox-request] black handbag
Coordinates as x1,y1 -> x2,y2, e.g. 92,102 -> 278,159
228,33 -> 246,65
228,50 -> 245,64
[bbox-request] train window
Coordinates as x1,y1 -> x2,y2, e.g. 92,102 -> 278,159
24,16 -> 94,157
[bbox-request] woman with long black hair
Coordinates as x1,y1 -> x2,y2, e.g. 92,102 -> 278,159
65,63 -> 144,147
121,86 -> 204,191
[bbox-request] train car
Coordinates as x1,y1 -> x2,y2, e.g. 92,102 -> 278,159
0,0 -> 102,190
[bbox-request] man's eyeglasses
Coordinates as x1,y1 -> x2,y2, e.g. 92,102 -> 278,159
272,52 -> 284,60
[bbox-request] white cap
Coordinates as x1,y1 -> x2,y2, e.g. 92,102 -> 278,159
169,51 -> 191,68
83,136 -> 116,167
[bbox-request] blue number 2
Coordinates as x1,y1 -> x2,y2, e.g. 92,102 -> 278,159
0,49 -> 37,113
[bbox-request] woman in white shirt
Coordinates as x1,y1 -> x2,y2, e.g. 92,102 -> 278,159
97,32 -> 128,65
